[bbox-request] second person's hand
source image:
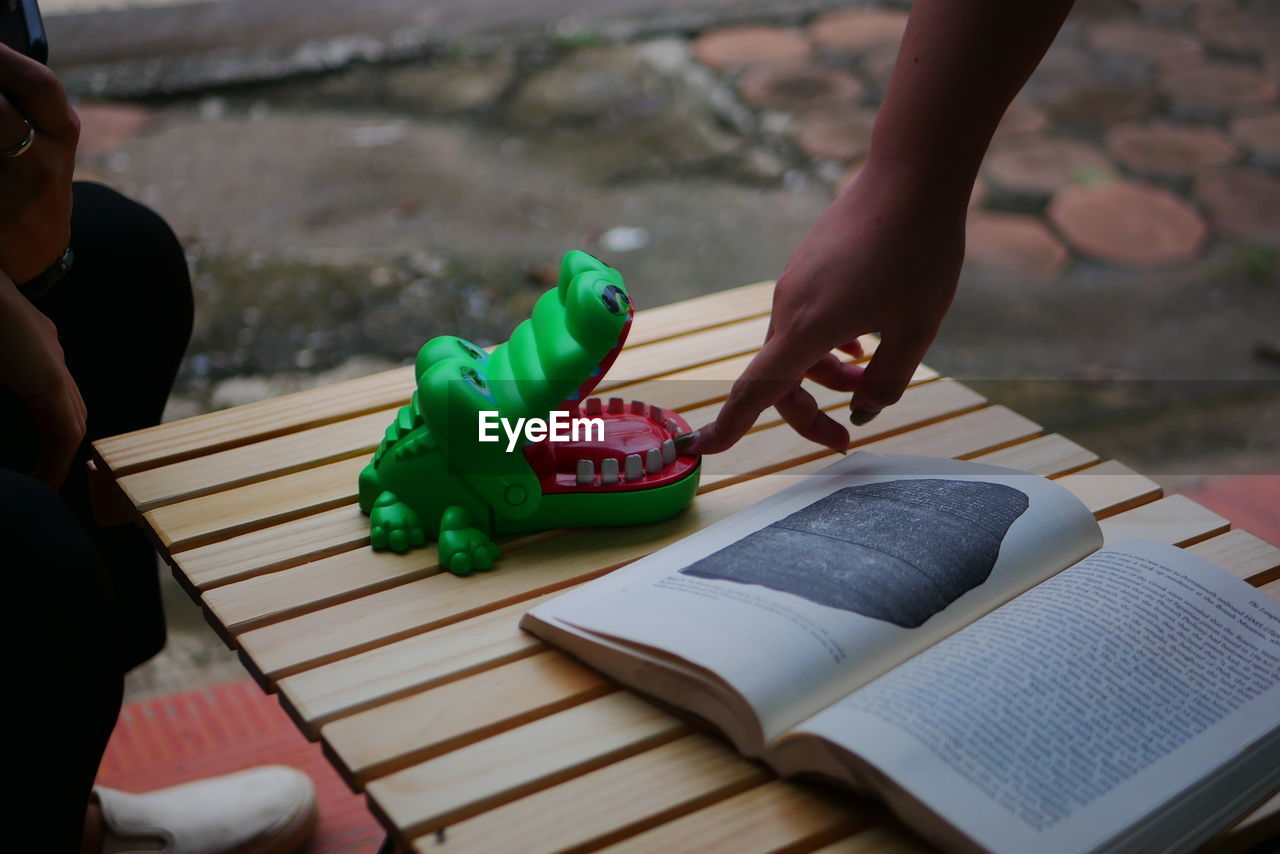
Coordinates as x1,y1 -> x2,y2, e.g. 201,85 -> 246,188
0,42 -> 79,284
686,160 -> 966,456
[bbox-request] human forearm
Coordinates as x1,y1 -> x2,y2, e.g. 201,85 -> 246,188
864,0 -> 1075,204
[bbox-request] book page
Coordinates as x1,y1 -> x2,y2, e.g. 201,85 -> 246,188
525,453 -> 1101,750
788,539 -> 1280,854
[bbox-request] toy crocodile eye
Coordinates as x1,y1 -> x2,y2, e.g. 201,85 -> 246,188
461,367 -> 487,390
458,340 -> 485,361
601,284 -> 630,315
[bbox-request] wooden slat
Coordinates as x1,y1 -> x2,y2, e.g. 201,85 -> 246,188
609,337 -> 868,415
180,505 -> 371,591
1100,494 -> 1230,547
677,361 -> 939,443
809,826 -> 931,854
93,366 -> 415,476
117,408 -> 395,511
700,379 -> 985,488
365,692 -> 690,838
202,530 -> 552,636
93,286 -> 776,476
968,433 -> 1098,476
621,280 -> 774,347
278,592 -> 559,735
1054,461 -> 1162,518
1263,579 -> 1279,599
599,779 -> 866,854
596,315 -> 771,391
146,455 -> 366,551
235,475 -> 805,681
411,734 -> 771,854
1188,529 -> 1280,585
324,650 -> 612,784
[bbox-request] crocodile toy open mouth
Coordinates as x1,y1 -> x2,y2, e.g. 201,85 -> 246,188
358,251 -> 701,573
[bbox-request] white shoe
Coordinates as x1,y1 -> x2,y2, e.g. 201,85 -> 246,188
96,765 -> 317,854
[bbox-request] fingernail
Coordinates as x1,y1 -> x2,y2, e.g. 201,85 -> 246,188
673,431 -> 698,453
849,407 -> 879,426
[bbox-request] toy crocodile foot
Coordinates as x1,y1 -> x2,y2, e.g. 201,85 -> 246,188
370,491 -> 427,553
438,506 -> 501,576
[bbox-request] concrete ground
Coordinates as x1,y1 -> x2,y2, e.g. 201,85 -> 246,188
37,0 -> 1276,699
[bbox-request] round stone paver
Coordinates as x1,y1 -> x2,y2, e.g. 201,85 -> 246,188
993,100 -> 1050,141
966,212 -> 1069,282
793,108 -> 876,162
1194,168 -> 1280,245
1160,62 -> 1278,118
1087,21 -> 1201,66
809,9 -> 909,53
693,26 -> 812,71
735,62 -> 864,111
1041,81 -> 1158,128
1230,112 -> 1280,165
1105,123 -> 1237,177
1048,180 -> 1207,267
985,137 -> 1114,200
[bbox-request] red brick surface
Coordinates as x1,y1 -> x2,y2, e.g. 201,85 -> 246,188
1183,475 -> 1280,548
98,679 -> 381,854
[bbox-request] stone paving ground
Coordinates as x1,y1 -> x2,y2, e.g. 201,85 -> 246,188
48,0 -> 1277,699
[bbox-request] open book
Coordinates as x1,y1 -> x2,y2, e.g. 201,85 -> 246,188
521,453 -> 1280,854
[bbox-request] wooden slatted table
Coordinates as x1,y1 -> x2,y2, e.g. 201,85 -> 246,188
90,281 -> 1280,854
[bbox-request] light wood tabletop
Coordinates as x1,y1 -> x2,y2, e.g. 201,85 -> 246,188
91,280 -> 1280,853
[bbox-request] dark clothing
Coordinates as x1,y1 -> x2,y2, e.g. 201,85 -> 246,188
2,182 -> 193,851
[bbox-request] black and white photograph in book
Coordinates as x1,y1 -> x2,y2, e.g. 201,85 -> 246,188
681,478 -> 1031,628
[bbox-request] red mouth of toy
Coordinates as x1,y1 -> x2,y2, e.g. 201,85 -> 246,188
520,310 -> 698,493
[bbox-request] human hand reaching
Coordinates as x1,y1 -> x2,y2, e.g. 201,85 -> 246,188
0,42 -> 79,284
0,44 -> 83,488
686,163 -> 966,455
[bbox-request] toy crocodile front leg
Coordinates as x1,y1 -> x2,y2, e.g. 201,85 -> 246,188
438,506 -> 501,576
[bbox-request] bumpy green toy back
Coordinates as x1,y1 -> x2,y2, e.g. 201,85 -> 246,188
358,251 -> 701,575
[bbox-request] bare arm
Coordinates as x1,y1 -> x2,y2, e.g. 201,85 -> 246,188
688,0 -> 1076,455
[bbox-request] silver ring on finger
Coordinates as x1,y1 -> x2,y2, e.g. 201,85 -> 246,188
2,120 -> 35,158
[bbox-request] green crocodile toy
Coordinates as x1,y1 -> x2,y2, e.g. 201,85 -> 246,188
358,251 -> 701,574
